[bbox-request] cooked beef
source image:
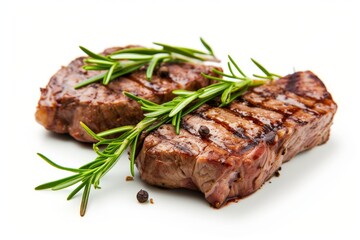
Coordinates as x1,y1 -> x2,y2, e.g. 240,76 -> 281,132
35,46 -> 219,142
136,71 -> 337,208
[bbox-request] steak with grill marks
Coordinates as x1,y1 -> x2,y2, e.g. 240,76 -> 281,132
35,46 -> 219,142
136,71 -> 337,208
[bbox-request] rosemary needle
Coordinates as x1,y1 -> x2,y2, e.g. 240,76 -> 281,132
36,55 -> 281,216
75,38 -> 219,89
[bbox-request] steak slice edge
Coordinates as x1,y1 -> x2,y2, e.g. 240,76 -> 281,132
36,46 -> 219,142
136,71 -> 337,208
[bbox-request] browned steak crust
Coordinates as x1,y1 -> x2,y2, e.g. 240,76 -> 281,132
35,47 -> 219,142
136,71 -> 337,208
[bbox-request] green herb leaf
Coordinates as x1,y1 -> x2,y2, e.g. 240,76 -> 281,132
96,125 -> 134,138
79,46 -> 110,61
103,63 -> 118,85
110,48 -> 168,55
198,83 -> 229,98
84,58 -> 115,66
80,122 -> 104,141
110,53 -> 154,60
37,153 -> 87,173
123,91 -> 160,106
35,174 -> 80,190
52,174 -> 84,191
144,107 -> 172,118
200,37 -> 214,56
74,73 -> 106,89
221,84 -> 233,104
172,89 -> 195,96
228,55 -> 247,77
130,134 -> 139,176
169,94 -> 199,117
153,42 -> 204,60
77,38 -> 218,89
251,58 -> 272,78
80,180 -> 92,217
67,180 -> 88,200
175,110 -> 182,134
146,53 -> 169,80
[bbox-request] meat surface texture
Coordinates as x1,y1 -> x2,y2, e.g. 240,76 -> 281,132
136,71 -> 337,208
36,47 -> 218,142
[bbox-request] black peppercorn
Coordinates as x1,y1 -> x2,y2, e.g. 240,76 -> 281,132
198,125 -> 210,138
137,189 -> 149,203
158,66 -> 169,78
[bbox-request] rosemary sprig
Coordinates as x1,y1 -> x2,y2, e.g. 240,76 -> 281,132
75,38 -> 218,89
36,56 -> 280,216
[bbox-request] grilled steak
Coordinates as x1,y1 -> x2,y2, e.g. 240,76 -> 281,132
35,47 -> 219,142
136,71 -> 337,208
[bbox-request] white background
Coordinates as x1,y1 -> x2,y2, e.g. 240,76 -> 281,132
1,0 -> 359,239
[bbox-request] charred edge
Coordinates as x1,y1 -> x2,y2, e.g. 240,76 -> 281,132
285,72 -> 300,93
285,72 -> 332,102
308,73 -> 328,93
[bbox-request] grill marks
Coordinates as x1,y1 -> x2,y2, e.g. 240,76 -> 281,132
127,62 -> 217,100
143,71 -> 330,158
127,70 -> 181,101
286,71 -> 300,93
177,72 -> 330,158
201,107 -> 260,140
137,71 -> 337,208
279,71 -> 329,100
229,101 -> 282,133
182,114 -> 248,152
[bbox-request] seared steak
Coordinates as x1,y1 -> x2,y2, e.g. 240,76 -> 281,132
36,47 -> 219,142
136,71 -> 337,208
